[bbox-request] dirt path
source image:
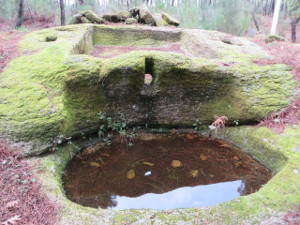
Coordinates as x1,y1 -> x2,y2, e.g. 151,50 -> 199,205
0,31 -> 27,73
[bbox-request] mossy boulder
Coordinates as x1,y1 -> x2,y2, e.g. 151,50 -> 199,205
102,13 -> 121,23
138,4 -> 156,26
263,34 -> 286,43
69,14 -> 82,24
162,11 -> 180,26
117,11 -> 132,21
69,10 -> 103,25
0,24 -> 297,155
153,13 -> 168,27
125,18 -> 138,25
83,10 -> 103,24
129,7 -> 140,18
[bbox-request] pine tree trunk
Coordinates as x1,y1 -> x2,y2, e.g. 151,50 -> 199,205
60,0 -> 65,26
16,0 -> 24,28
291,17 -> 300,43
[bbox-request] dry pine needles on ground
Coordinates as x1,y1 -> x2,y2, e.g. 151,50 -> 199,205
0,144 -> 58,225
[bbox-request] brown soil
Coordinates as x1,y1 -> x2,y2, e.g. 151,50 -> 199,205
91,43 -> 187,59
0,144 -> 58,225
0,31 -> 26,74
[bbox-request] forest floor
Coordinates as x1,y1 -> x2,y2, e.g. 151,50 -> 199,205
0,17 -> 299,224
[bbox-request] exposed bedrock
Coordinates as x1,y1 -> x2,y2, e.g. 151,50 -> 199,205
0,24 -> 297,155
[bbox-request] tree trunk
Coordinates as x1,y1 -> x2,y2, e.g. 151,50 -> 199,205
60,0 -> 65,26
247,0 -> 260,32
291,17 -> 300,43
78,0 -> 84,5
270,0 -> 281,35
16,0 -> 24,28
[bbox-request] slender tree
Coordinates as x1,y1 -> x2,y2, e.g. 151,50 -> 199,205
78,0 -> 84,5
291,17 -> 300,43
288,0 -> 300,43
60,0 -> 65,26
270,0 -> 281,35
16,0 -> 24,28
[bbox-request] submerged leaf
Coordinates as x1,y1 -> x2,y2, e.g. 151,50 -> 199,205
127,169 -> 135,179
200,154 -> 207,160
143,162 -> 154,166
189,170 -> 198,178
171,160 -> 182,168
90,162 -> 100,167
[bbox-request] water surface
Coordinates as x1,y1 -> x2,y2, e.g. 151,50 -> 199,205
63,133 -> 272,210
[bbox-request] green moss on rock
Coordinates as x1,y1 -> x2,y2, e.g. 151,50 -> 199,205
0,24 -> 297,156
153,13 -> 168,27
125,18 -> 138,25
162,12 -> 180,26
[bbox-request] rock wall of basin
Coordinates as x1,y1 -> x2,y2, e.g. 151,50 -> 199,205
0,24 -> 297,155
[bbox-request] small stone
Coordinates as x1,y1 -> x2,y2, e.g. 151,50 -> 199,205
171,160 -> 182,168
127,169 -> 135,179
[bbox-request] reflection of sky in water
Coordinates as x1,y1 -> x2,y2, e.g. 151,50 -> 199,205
110,180 -> 242,210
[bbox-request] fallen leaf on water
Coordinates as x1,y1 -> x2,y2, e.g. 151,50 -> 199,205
143,162 -> 154,166
189,170 -> 198,178
171,160 -> 182,168
90,162 -> 100,167
127,169 -> 135,179
186,133 -> 194,140
200,154 -> 207,160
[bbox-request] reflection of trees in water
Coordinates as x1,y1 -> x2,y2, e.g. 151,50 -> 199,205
238,178 -> 267,196
75,192 -> 117,209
